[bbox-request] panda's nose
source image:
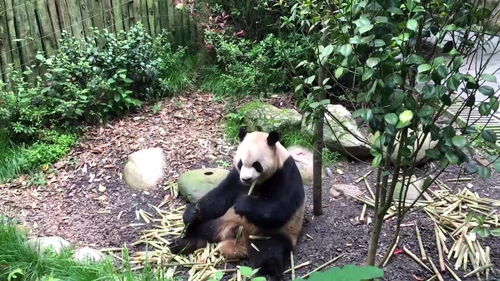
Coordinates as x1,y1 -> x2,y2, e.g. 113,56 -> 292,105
242,177 -> 252,183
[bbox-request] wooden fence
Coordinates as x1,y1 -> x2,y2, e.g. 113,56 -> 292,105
0,0 -> 199,82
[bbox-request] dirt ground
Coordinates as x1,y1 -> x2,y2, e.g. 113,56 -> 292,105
0,92 -> 498,280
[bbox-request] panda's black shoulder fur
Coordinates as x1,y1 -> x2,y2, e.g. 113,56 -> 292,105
194,155 -> 304,229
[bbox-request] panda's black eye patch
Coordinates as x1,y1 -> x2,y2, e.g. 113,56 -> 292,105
237,160 -> 243,170
253,161 -> 263,173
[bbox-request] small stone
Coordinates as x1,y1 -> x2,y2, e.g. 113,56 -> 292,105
329,188 -> 341,198
98,185 -> 106,193
27,236 -> 71,254
331,184 -> 364,198
336,168 -> 344,175
73,247 -> 104,262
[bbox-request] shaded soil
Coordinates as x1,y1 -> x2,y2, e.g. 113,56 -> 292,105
0,92 -> 498,280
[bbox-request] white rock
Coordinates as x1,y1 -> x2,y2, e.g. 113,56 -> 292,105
123,148 -> 166,191
73,247 -> 104,262
27,236 -> 71,254
288,146 -> 314,186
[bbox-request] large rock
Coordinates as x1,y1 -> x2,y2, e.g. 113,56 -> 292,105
240,101 -> 302,133
73,247 -> 105,262
288,145 -> 314,186
123,148 -> 166,191
302,104 -> 370,159
178,168 -> 229,203
27,236 -> 71,254
389,129 -> 438,165
393,176 -> 425,202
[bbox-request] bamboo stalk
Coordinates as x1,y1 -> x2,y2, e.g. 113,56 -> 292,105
355,170 -> 372,183
415,223 -> 428,261
301,254 -> 345,278
402,246 -> 432,272
359,204 -> 367,223
434,224 -> 446,272
464,264 -> 493,278
427,257 -> 445,281
290,252 -> 296,280
283,261 -> 311,274
363,178 -> 375,199
444,264 -> 462,281
381,236 -> 400,267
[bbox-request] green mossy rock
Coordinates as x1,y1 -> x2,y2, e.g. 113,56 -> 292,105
240,101 -> 302,133
178,168 -> 230,203
27,236 -> 71,254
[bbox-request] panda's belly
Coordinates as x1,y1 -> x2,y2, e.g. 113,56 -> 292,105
215,202 -> 305,246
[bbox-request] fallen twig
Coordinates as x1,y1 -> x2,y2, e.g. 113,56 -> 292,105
301,254 -> 346,279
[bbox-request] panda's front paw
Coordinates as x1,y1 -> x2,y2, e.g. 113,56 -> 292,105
183,204 -> 201,225
234,196 -> 251,216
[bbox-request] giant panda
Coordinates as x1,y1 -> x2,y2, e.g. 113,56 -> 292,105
170,128 -> 305,280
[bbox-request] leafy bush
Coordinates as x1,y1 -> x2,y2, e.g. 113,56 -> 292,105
0,24 -> 193,143
202,32 -> 312,96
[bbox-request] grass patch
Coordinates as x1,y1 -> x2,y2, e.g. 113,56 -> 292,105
0,217 -> 172,281
0,130 -> 78,183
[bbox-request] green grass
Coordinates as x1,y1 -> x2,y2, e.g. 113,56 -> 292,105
0,217 -> 173,281
0,130 -> 78,184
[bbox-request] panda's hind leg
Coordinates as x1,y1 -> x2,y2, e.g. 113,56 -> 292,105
247,233 -> 293,281
169,219 -> 219,255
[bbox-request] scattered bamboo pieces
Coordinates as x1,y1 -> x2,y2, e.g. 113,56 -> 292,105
402,246 -> 432,273
355,170 -> 372,183
352,177 -> 499,280
283,261 -> 311,274
358,204 -> 367,223
301,254 -> 346,279
381,235 -> 400,267
428,257 -> 445,281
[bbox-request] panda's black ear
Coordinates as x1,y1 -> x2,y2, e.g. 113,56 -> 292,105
267,131 -> 279,146
239,127 -> 247,142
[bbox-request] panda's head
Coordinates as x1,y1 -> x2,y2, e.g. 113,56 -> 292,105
234,128 -> 288,185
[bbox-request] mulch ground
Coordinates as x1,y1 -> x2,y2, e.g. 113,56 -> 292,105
0,91 -> 498,280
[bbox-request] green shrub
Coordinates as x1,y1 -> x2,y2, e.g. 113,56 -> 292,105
202,32 -> 312,96
0,24 -> 193,143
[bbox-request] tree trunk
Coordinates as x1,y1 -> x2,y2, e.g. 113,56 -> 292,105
367,212 -> 384,265
312,64 -> 326,217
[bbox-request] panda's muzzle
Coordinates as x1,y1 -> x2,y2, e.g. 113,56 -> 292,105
241,177 -> 253,185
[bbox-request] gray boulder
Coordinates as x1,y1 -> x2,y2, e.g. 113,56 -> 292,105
73,247 -> 105,262
123,148 -> 166,191
302,104 -> 370,159
389,129 -> 438,165
27,236 -> 71,254
178,168 -> 230,203
288,145 -> 314,185
240,101 -> 302,133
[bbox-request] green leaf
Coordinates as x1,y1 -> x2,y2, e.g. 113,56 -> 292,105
406,19 -> 418,31
375,16 -> 388,23
425,149 -> 441,160
373,39 -> 386,47
447,74 -> 460,90
114,93 -> 121,102
366,57 -> 380,68
293,265 -> 383,281
384,113 -> 398,125
478,166 -> 491,179
481,129 -> 497,143
445,151 -> 459,164
478,85 -> 495,97
362,69 -> 374,81
406,54 -> 425,65
491,228 -> 500,237
372,155 -> 382,167
399,110 -> 413,123
418,64 -> 432,73
335,67 -> 345,79
339,44 -> 353,57
471,226 -> 490,238
295,84 -> 303,93
452,135 -> 467,148
444,24 -> 458,31
479,103 -> 491,116
251,277 -> 266,281
305,75 -> 315,85
481,74 -> 497,83
417,73 -> 430,83
238,266 -> 254,278
359,24 -> 374,34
